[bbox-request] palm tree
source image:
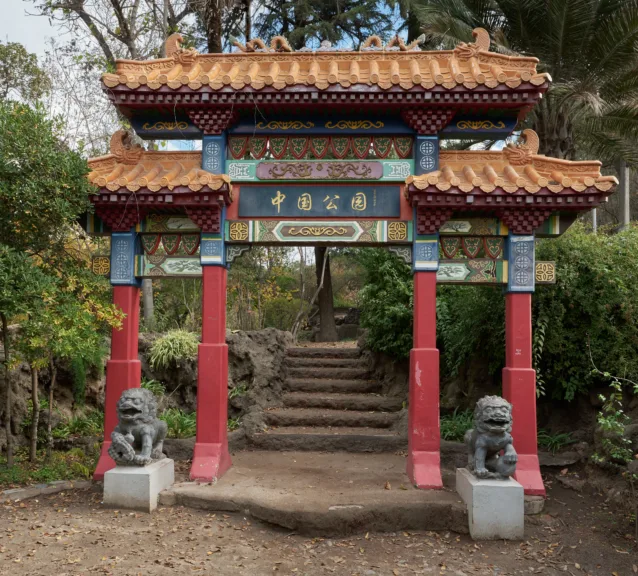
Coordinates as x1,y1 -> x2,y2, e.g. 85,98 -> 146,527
411,0 -> 638,164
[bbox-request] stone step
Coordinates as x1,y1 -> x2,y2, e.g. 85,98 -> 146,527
285,378 -> 381,394
286,347 -> 361,359
265,408 -> 396,429
285,357 -> 368,369
287,366 -> 370,380
283,392 -> 403,412
249,427 -> 406,453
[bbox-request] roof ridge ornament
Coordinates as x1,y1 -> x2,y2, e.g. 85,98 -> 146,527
165,33 -> 198,65
233,36 -> 293,53
454,27 -> 491,59
504,129 -> 540,165
361,34 -> 425,52
110,130 -> 144,165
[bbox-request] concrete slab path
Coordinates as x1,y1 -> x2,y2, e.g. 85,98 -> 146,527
160,451 -> 467,535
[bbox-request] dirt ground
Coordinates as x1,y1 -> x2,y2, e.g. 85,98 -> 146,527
0,470 -> 636,576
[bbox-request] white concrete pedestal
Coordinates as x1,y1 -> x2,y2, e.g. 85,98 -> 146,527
104,459 -> 174,513
456,467 -> 524,540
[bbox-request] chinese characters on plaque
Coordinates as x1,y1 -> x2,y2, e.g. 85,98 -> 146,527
240,185 -> 401,218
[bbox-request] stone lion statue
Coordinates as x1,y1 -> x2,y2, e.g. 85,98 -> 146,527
464,395 -> 518,479
108,388 -> 168,466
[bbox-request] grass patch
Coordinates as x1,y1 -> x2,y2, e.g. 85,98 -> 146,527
440,408 -> 474,442
141,378 -> 166,396
149,330 -> 199,369
160,408 -> 197,438
538,429 -> 577,454
52,411 -> 104,439
0,448 -> 98,489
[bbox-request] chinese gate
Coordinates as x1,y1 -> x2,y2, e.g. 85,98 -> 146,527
85,30 -> 617,497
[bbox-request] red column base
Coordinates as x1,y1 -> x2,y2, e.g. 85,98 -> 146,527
190,443 -> 232,482
514,454 -> 546,496
93,442 -> 115,481
407,450 -> 443,489
407,348 -> 443,489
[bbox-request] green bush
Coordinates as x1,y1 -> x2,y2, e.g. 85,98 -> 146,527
141,378 -> 166,396
149,330 -> 199,369
263,297 -> 308,331
52,411 -> 104,439
440,408 -> 473,441
357,249 -> 414,359
159,408 -> 197,438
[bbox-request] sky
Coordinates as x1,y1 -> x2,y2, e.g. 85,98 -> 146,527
2,0 -> 58,56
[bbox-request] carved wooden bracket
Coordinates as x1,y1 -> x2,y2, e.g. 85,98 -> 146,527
401,109 -> 456,135
187,108 -> 239,135
185,205 -> 222,233
95,205 -> 148,232
415,207 -> 454,235
498,208 -> 553,235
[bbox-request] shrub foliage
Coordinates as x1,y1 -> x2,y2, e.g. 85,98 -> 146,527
358,224 -> 638,402
149,330 -> 199,369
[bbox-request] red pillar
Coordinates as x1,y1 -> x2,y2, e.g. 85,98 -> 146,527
94,286 -> 141,480
407,271 -> 443,489
502,293 -> 546,496
190,265 -> 231,481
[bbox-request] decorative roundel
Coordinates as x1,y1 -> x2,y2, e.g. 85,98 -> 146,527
204,141 -> 221,172
419,243 -> 435,260
513,241 -> 531,256
515,270 -> 530,285
419,140 -> 435,155
420,155 -> 436,171
514,255 -> 532,270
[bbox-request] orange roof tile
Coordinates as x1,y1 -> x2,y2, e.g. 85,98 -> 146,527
103,29 -> 550,92
88,131 -> 230,193
408,130 -> 617,195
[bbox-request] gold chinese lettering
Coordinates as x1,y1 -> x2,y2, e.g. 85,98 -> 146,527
351,192 -> 367,211
323,194 -> 340,210
298,193 -> 312,211
271,190 -> 286,213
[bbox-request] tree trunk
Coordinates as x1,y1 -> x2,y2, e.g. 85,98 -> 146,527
244,0 -> 251,40
203,0 -> 223,53
618,159 -> 630,230
314,247 -> 338,342
46,357 -> 57,463
29,365 -> 39,462
1,313 -> 13,467
142,278 -> 155,328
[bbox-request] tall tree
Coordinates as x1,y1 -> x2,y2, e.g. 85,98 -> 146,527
0,100 -> 122,465
411,0 -> 638,164
0,41 -> 50,102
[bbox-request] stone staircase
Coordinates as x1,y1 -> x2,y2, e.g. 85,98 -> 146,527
250,346 -> 405,452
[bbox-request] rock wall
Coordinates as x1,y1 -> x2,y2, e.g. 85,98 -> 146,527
140,328 -> 292,434
0,328 -> 292,452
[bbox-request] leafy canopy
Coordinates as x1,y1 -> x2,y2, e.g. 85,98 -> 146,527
0,101 -> 93,253
0,41 -> 50,103
412,0 -> 638,162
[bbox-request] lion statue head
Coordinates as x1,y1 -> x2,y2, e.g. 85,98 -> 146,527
473,395 -> 513,434
116,388 -> 158,425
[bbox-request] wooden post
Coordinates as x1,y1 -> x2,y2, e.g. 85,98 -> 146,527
407,271 -> 443,488
94,285 -> 141,480
191,265 -> 231,481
